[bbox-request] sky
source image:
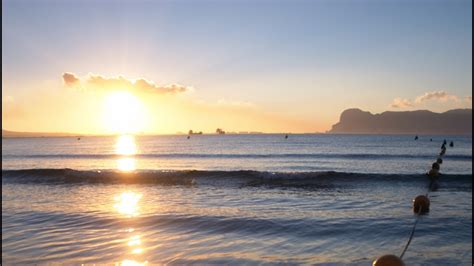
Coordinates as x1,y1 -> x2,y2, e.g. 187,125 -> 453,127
2,0 -> 472,134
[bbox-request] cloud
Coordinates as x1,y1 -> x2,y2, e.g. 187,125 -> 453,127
390,98 -> 413,108
415,91 -> 458,103
62,72 -> 192,94
390,91 -> 472,109
62,72 -> 81,87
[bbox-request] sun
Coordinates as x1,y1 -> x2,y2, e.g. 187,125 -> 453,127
102,91 -> 148,134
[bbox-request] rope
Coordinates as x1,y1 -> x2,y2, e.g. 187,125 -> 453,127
398,140 -> 447,259
400,207 -> 422,259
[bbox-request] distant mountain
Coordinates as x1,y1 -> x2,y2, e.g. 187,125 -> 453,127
328,108 -> 472,135
2,129 -> 80,138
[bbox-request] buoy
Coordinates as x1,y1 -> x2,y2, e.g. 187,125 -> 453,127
413,195 -> 430,214
372,254 -> 405,266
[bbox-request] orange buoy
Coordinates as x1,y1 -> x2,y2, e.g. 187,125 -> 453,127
413,195 -> 430,214
372,254 -> 405,266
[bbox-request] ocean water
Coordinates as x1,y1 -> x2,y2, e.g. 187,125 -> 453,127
2,134 -> 472,265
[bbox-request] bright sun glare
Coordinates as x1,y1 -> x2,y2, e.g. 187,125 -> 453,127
115,135 -> 137,171
116,135 -> 137,155
102,91 -> 147,134
114,191 -> 142,217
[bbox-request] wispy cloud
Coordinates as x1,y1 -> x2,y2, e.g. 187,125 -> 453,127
414,91 -> 458,103
62,72 -> 192,94
390,98 -> 413,108
390,91 -> 471,109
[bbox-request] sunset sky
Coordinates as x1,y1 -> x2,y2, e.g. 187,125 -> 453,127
2,0 -> 472,134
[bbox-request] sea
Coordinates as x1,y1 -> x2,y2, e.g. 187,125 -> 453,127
2,134 -> 472,265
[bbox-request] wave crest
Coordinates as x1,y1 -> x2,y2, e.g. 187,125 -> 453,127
2,169 -> 471,187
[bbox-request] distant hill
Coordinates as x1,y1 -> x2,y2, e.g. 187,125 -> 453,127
328,108 -> 472,135
2,129 -> 81,138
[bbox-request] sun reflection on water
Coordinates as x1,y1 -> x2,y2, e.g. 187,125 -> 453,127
117,158 -> 136,172
115,135 -> 137,172
128,235 -> 141,246
113,194 -> 148,265
115,135 -> 137,155
113,134 -> 147,264
120,259 -> 148,266
114,192 -> 142,217
131,247 -> 144,254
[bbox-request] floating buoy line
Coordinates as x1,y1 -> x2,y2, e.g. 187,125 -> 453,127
373,139 -> 449,266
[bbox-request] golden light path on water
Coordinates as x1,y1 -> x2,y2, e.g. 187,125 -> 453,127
113,191 -> 148,265
117,158 -> 136,172
113,135 -> 147,265
120,260 -> 147,266
115,134 -> 137,172
114,192 -> 142,217
116,135 -> 137,156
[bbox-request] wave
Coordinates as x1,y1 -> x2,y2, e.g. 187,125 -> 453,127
2,153 -> 472,160
3,209 -> 421,240
2,168 -> 472,187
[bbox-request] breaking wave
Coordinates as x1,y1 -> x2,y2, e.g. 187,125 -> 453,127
2,169 -> 471,187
